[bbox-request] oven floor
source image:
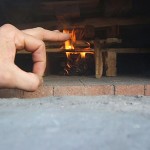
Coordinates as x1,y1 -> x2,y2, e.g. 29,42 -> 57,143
44,75 -> 150,86
0,96 -> 150,150
0,75 -> 150,98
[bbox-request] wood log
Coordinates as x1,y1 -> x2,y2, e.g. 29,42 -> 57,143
76,17 -> 150,28
34,0 -> 100,19
103,0 -> 132,17
72,25 -> 95,40
17,17 -> 150,30
106,25 -> 120,38
55,4 -> 80,19
94,39 -> 103,78
103,51 -> 117,77
103,48 -> 150,53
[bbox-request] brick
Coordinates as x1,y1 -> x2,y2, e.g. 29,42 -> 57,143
85,85 -> 114,95
145,85 -> 150,96
54,86 -> 85,96
0,83 -> 148,98
115,85 -> 144,96
0,89 -> 23,98
23,85 -> 53,98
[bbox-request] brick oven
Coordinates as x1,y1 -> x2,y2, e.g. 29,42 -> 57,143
0,0 -> 150,97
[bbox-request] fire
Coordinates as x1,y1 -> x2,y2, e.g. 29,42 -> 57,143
63,29 -> 86,58
80,52 -> 86,58
63,30 -> 74,50
63,29 -> 94,76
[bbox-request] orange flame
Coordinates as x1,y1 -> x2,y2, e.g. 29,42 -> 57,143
63,30 -> 74,50
63,29 -> 86,59
80,52 -> 86,58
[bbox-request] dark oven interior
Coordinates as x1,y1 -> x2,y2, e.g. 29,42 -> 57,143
1,0 -> 150,77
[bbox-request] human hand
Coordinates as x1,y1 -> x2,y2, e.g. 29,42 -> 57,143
0,24 -> 70,91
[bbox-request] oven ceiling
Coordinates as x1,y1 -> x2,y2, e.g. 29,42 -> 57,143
0,0 -> 150,29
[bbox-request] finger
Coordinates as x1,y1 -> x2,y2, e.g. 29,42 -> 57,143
1,24 -> 46,76
22,27 -> 70,41
18,33 -> 46,76
53,30 -> 60,32
13,26 -> 46,76
13,66 -> 43,91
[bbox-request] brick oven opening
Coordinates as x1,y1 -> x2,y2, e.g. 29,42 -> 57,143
1,0 -> 150,79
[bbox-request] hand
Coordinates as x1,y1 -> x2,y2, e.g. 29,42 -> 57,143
0,24 -> 70,91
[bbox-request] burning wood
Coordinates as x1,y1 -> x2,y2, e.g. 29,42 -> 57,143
64,53 -> 95,76
63,29 -> 94,76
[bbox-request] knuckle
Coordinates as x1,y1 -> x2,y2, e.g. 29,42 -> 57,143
0,24 -> 15,32
0,24 -> 16,38
35,27 -> 44,32
35,27 -> 44,40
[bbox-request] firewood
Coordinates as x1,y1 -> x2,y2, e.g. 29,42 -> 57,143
94,39 -> 103,78
103,51 -> 117,77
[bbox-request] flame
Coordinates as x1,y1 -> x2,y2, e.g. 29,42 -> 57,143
66,52 -> 70,58
80,52 -> 86,58
63,30 -> 74,50
63,29 -> 86,59
65,39 -> 74,50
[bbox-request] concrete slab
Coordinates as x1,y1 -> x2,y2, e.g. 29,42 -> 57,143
0,96 -> 150,150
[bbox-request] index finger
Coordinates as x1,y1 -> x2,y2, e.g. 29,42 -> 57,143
22,27 -> 70,41
14,28 -> 46,76
22,33 -> 46,76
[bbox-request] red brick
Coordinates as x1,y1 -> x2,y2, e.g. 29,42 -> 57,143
85,85 -> 114,95
54,86 -> 85,96
0,89 -> 23,98
145,85 -> 150,96
115,85 -> 144,96
23,86 -> 53,98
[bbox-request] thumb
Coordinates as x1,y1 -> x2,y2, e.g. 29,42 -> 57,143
1,64 -> 42,91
